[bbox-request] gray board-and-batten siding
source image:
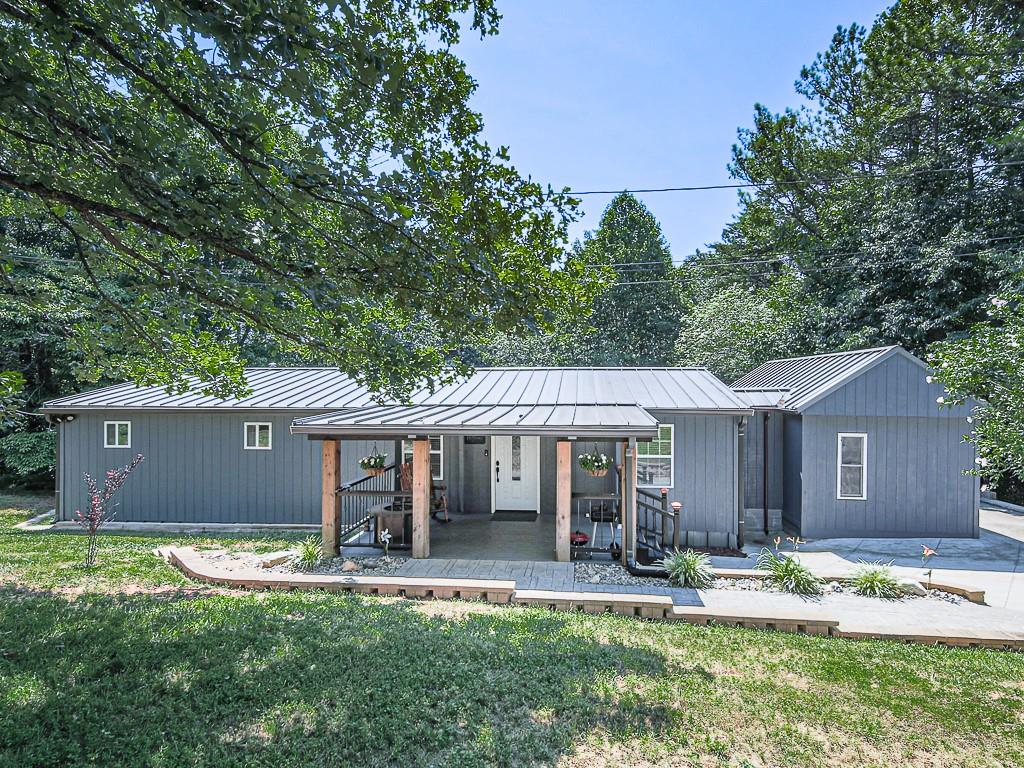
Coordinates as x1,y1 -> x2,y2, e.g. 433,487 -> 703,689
740,349 -> 979,538
55,409 -> 744,547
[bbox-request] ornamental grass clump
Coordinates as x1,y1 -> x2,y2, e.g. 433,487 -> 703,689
657,549 -> 715,589
756,548 -> 821,595
851,561 -> 904,599
295,535 -> 322,571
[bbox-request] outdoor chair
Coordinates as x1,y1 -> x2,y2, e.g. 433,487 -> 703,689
398,461 -> 449,523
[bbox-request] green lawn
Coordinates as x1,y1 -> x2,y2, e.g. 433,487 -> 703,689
1,497 -> 1023,767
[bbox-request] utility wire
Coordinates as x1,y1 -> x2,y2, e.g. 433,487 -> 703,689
587,231 -> 1024,270
609,245 -> 1024,285
551,159 -> 1024,197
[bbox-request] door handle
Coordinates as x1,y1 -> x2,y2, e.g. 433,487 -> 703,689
495,460 -> 500,483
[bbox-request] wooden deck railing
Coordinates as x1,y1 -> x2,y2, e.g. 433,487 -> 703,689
636,487 -> 682,558
334,463 -> 407,542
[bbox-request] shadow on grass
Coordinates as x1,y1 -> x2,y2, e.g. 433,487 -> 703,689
0,587 -> 697,767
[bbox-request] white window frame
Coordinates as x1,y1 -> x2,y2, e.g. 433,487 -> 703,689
243,422 -> 273,451
103,420 -> 131,448
636,423 -> 674,489
402,436 -> 443,481
836,432 -> 868,500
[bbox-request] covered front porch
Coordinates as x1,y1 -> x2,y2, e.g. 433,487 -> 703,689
291,403 -> 678,564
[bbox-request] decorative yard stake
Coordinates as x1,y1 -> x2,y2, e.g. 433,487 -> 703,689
921,545 -> 938,588
74,454 -> 145,567
379,528 -> 392,558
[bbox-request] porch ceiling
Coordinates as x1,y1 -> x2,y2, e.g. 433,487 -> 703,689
290,403 -> 660,439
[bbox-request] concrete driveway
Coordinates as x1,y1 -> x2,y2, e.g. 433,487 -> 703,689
781,504 -> 1024,612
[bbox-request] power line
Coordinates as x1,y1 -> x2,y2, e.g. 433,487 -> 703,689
609,245 -> 1024,285
551,159 -> 1024,197
589,231 -> 1024,270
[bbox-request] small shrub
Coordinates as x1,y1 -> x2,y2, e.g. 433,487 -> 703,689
851,561 -> 904,598
657,548 -> 715,589
295,535 -> 322,571
756,548 -> 821,595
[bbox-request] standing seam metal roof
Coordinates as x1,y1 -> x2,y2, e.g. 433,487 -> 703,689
290,402 -> 661,437
731,346 -> 898,411
42,367 -> 752,412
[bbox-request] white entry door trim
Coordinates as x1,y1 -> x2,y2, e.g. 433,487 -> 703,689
490,435 -> 541,513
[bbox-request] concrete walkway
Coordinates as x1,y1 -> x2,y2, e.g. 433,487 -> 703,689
766,504 -> 1024,612
165,546 -> 1024,649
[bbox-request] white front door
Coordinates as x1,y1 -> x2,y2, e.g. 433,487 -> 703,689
491,435 -> 540,513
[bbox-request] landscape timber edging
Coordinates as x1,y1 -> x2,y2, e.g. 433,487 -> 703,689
163,547 -> 1019,650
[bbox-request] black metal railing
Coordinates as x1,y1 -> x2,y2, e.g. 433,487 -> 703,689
334,463 -> 402,543
635,487 -> 682,561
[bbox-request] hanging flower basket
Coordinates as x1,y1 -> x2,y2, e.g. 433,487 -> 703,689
359,453 -> 388,476
578,450 -> 611,478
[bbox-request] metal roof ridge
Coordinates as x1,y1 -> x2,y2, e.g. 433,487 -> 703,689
744,345 -> 897,368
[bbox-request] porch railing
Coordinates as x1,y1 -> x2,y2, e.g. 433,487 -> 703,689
335,463 -> 404,543
635,487 -> 682,561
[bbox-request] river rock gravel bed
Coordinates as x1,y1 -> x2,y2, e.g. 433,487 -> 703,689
573,562 -> 964,603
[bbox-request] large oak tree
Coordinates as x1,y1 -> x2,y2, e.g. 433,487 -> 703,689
0,0 -> 584,401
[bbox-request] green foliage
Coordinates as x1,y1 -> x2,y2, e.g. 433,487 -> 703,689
850,561 -> 904,599
930,289 -> 1024,486
756,548 -> 821,595
0,371 -> 25,428
295,536 -> 322,572
4,497 -> 1024,767
0,0 -> 583,400
657,549 -> 716,589
675,274 -> 811,381
574,193 -> 684,366
0,430 -> 55,483
692,0 -> 1024,469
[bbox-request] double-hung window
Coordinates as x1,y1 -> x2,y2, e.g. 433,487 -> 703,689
402,436 -> 443,480
636,424 -> 673,488
837,433 -> 867,500
244,422 -> 273,450
104,421 -> 131,448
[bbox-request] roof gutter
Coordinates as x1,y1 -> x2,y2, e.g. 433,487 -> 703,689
290,423 -> 660,439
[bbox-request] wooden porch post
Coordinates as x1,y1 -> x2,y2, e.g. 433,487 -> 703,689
619,439 -> 628,565
622,437 -> 637,566
555,439 -> 572,562
411,437 -> 431,558
321,439 -> 339,558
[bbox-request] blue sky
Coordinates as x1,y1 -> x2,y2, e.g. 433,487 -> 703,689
456,1 -> 891,259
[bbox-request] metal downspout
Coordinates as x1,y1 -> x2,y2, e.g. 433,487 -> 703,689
737,416 -> 746,549
763,411 -> 770,535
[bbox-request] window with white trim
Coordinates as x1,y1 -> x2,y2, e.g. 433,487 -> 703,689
402,436 -> 443,480
104,421 -> 131,448
244,422 -> 272,450
837,433 -> 867,500
637,424 -> 673,488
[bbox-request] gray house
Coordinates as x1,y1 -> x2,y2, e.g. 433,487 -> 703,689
734,346 -> 979,539
41,348 -> 980,563
42,367 -> 752,563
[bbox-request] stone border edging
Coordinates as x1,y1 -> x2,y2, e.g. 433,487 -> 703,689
164,547 -> 1021,651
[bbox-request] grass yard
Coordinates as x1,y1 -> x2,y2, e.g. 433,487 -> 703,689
1,497 -> 1023,767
